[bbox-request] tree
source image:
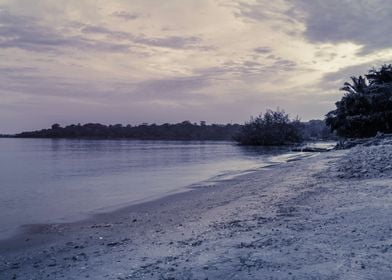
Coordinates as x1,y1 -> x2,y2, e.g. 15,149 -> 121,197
51,123 -> 61,130
326,64 -> 392,138
367,64 -> 392,85
235,109 -> 303,146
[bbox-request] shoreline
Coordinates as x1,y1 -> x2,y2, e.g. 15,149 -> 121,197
1,137 -> 332,245
2,144 -> 392,279
0,148 -> 318,246
0,156 -> 290,253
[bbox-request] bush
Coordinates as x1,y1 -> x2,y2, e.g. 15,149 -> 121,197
235,109 -> 303,146
326,64 -> 392,138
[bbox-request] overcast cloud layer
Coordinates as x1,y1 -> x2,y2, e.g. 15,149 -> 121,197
0,0 -> 391,133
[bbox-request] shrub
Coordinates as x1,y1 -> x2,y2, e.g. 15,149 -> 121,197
235,109 -> 303,145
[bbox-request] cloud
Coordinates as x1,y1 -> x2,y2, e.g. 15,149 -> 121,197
325,60 -> 390,82
290,0 -> 392,54
80,25 -> 134,41
314,50 -> 338,62
0,64 -> 210,105
319,60 -> 388,92
133,35 -> 201,49
235,0 -> 392,54
235,0 -> 295,24
273,58 -> 297,69
2,0 -> 390,134
81,24 -> 203,49
0,66 -> 37,74
254,47 -> 272,54
0,10 -> 131,53
0,10 -> 202,53
81,25 -> 114,35
130,76 -> 210,100
112,11 -> 140,21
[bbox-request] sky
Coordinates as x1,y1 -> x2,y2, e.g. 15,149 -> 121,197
1,0 -> 392,133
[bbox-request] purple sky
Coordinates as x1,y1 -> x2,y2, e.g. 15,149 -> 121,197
1,0 -> 392,133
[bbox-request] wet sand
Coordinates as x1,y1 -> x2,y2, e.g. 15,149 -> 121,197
1,143 -> 392,279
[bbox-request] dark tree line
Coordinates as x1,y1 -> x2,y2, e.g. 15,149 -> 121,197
9,118 -> 332,143
14,121 -> 242,140
326,64 -> 392,138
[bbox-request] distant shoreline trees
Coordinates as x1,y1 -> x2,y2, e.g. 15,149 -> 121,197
3,118 -> 332,143
13,122 -> 242,141
326,64 -> 392,138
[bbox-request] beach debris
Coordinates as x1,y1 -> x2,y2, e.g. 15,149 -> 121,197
91,223 -> 113,228
47,260 -> 57,267
292,147 -> 331,152
191,240 -> 203,247
10,263 -> 20,269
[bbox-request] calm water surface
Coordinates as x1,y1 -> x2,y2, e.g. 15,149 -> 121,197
0,139 -> 332,239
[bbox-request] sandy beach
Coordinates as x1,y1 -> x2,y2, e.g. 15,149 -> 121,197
1,141 -> 392,280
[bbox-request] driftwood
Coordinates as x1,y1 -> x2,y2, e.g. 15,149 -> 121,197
292,147 -> 331,152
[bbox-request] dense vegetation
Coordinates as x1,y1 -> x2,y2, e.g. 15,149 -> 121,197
8,118 -> 331,143
235,109 -> 318,146
301,119 -> 333,140
14,122 -> 242,140
326,64 -> 392,138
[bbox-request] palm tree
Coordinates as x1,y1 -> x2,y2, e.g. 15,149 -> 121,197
366,64 -> 392,85
326,64 -> 392,138
340,76 -> 368,95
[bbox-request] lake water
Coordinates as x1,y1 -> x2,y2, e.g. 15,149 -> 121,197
0,139 -> 333,240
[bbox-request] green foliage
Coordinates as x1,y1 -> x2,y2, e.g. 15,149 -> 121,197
326,64 -> 392,138
235,109 -> 303,146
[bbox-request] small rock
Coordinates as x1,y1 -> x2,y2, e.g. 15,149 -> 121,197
191,240 -> 203,247
10,263 -> 20,269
